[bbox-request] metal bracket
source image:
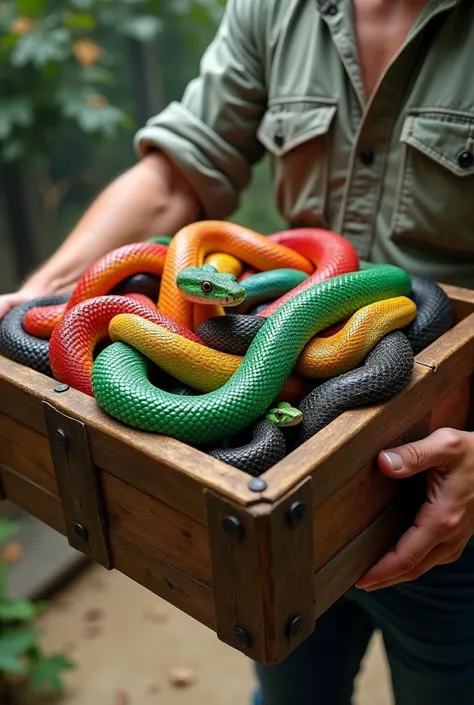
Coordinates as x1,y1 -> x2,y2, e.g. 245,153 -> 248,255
43,402 -> 112,569
206,477 -> 313,665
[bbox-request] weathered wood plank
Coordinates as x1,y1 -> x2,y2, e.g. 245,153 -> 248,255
207,479 -> 314,665
0,466 -> 65,533
101,472 -> 212,586
0,357 -> 257,524
0,413 -> 57,495
109,533 -> 215,631
314,500 -> 416,618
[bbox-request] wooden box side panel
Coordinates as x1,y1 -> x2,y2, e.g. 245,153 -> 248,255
0,357 -> 259,525
263,307 -> 474,505
314,378 -> 472,570
312,374 -> 473,615
0,417 -> 213,589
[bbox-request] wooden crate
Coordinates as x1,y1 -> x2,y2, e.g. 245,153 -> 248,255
1,283 -> 474,665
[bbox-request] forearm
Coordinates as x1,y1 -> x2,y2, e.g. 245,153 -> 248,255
23,152 -> 201,294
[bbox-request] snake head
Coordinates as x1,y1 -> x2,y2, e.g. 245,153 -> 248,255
266,402 -> 303,428
177,265 -> 246,306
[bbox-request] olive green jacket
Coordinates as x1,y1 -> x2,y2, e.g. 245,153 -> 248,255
134,0 -> 474,287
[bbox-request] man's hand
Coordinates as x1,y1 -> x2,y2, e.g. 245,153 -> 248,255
356,427 -> 474,591
0,287 -> 47,321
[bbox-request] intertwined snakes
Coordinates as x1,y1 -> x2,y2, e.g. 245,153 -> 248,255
0,223 -> 452,475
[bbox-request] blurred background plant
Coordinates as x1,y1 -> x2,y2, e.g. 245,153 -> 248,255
0,0 -> 283,294
0,517 -> 74,704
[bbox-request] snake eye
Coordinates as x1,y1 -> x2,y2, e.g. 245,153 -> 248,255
201,281 -> 213,293
275,410 -> 283,419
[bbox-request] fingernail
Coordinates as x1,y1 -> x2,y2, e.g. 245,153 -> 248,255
381,451 -> 403,471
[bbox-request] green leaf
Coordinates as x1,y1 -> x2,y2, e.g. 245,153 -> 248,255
122,15 -> 162,41
17,0 -> 45,17
0,519 -> 22,545
58,88 -> 128,137
0,600 -> 42,622
11,28 -> 70,68
0,140 -> 25,160
81,66 -> 115,84
0,628 -> 39,672
0,565 -> 10,598
0,654 -> 28,674
30,654 -> 75,694
70,0 -> 94,9
63,12 -> 96,30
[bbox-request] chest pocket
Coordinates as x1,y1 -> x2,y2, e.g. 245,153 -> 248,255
257,100 -> 337,227
391,110 -> 474,257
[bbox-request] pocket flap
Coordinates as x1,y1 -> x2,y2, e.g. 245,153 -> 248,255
401,111 -> 474,177
257,103 -> 337,157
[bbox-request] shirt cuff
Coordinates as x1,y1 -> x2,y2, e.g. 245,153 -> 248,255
133,101 -> 252,220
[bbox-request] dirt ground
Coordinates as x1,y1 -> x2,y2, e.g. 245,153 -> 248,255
31,565 -> 393,705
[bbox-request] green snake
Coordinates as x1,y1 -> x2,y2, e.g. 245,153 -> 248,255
91,263 -> 411,446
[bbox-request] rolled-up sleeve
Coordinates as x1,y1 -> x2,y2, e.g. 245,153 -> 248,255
133,0 -> 267,219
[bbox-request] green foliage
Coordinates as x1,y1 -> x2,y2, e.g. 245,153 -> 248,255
0,0 -> 225,164
30,653 -> 75,694
0,517 -> 75,697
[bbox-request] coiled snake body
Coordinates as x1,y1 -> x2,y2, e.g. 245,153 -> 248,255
0,223 -> 453,475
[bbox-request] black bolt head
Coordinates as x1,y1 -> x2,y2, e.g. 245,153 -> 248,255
287,501 -> 306,526
73,523 -> 88,541
56,428 -> 68,450
286,615 -> 304,639
234,625 -> 252,649
222,515 -> 245,542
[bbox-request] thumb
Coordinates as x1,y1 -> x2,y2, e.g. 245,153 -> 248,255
378,431 -> 451,478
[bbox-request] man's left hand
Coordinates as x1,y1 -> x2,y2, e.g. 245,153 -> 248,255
355,427 -> 474,591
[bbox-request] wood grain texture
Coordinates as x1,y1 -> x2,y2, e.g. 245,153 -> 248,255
206,479 -> 314,665
0,413 -> 57,495
314,500 -> 417,618
0,357 -> 257,522
101,472 -> 212,586
440,283 -> 474,323
43,402 -> 112,569
109,532 -> 215,631
0,466 -> 65,533
429,379 -> 471,433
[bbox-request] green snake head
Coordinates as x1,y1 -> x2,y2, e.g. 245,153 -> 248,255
266,402 -> 303,427
177,264 -> 246,306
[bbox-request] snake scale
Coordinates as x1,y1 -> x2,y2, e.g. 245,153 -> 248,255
0,223 -> 453,475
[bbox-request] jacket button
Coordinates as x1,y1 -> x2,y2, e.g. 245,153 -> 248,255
359,148 -> 375,166
326,4 -> 338,15
458,150 -> 474,169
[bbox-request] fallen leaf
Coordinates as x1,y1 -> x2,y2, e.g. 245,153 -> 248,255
146,683 -> 160,695
51,594 -> 70,611
83,623 -> 102,639
83,607 -> 103,622
1,541 -> 23,563
168,668 -> 196,688
145,605 -> 169,624
90,577 -> 107,591
114,690 -> 130,705
73,38 -> 102,68
62,642 -> 77,654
